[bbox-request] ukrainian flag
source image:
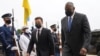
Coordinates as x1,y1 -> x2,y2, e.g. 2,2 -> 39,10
23,0 -> 31,26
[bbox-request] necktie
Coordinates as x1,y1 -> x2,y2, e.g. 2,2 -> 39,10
37,29 -> 40,41
68,17 -> 72,32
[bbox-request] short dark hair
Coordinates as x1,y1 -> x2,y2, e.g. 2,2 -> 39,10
35,17 -> 43,22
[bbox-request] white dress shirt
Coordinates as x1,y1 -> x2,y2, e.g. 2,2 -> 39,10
36,27 -> 43,41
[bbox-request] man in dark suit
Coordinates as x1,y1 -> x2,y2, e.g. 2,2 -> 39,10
61,2 -> 91,56
27,17 -> 54,56
50,24 -> 60,56
0,13 -> 18,56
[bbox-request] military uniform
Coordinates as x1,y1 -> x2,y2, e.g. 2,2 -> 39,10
0,13 -> 16,56
50,24 -> 60,56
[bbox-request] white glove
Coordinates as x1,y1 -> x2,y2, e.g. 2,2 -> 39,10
11,46 -> 18,51
13,35 -> 18,40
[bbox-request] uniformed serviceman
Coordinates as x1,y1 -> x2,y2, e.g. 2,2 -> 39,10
50,24 -> 60,56
0,13 -> 18,56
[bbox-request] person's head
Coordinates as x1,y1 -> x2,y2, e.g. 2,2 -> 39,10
1,13 -> 12,25
50,24 -> 57,32
35,17 -> 43,29
65,2 -> 75,16
21,26 -> 29,33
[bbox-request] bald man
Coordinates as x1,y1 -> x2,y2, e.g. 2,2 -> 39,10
61,2 -> 91,56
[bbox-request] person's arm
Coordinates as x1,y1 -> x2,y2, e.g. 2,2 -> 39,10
80,15 -> 91,55
27,32 -> 34,55
47,30 -> 54,55
0,28 -> 12,50
61,29 -> 65,48
82,15 -> 91,50
61,20 -> 65,48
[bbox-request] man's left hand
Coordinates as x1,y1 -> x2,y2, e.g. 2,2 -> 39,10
50,55 -> 54,56
80,48 -> 87,55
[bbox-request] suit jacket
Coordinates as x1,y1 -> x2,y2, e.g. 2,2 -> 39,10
61,12 -> 91,54
0,25 -> 15,51
27,28 -> 54,56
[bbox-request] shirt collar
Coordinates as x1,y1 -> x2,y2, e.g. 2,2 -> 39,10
36,27 -> 43,31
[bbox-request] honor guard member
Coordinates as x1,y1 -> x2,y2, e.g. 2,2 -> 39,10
0,13 -> 18,56
50,24 -> 60,56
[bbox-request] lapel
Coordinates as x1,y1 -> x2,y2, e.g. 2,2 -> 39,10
40,28 -> 44,37
63,16 -> 68,31
38,28 -> 44,41
34,29 -> 38,43
35,28 -> 44,43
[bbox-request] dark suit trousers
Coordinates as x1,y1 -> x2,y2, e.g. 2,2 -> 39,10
36,49 -> 49,56
62,45 -> 86,56
36,50 -> 41,56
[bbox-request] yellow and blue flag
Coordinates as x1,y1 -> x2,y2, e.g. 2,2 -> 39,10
23,0 -> 31,26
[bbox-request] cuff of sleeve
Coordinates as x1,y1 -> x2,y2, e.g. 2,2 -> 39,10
82,45 -> 88,51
